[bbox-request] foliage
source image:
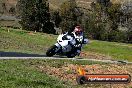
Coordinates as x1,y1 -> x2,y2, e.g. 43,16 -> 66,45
120,1 -> 132,43
9,7 -> 16,15
17,0 -> 55,34
50,11 -> 62,28
1,0 -> 131,43
85,3 -> 108,39
85,1 -> 132,43
59,0 -> 82,32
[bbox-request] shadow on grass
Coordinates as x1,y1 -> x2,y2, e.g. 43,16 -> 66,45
17,80 -> 63,87
31,81 -> 46,85
0,51 -> 46,57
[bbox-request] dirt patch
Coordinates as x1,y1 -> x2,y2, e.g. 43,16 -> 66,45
80,51 -> 113,60
37,63 -> 132,88
28,32 -> 36,35
38,64 -> 78,83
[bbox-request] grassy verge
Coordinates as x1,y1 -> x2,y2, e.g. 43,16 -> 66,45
0,59 -> 131,88
84,40 -> 132,61
0,59 -> 104,88
0,59 -> 71,88
0,27 -> 56,54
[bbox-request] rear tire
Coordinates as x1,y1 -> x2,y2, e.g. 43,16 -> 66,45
46,45 -> 57,57
67,53 -> 76,58
66,49 -> 77,58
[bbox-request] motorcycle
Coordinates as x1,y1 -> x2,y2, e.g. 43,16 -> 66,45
46,33 -> 88,58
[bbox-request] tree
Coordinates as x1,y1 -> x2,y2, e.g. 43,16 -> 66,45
18,0 -> 55,34
120,1 -> 132,43
59,0 -> 82,32
85,2 -> 109,40
9,7 -> 16,15
125,18 -> 132,43
51,11 -> 62,28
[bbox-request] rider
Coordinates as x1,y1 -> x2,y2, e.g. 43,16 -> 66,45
62,25 -> 88,56
72,25 -> 86,56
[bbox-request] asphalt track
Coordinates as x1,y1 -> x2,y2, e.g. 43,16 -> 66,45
0,51 -> 132,64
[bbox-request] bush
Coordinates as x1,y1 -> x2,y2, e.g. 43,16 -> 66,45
18,0 -> 55,34
59,0 -> 81,32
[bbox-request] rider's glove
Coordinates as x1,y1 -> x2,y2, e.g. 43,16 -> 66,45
74,44 -> 81,48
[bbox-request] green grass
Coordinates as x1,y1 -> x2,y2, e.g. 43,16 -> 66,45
0,27 -> 132,61
84,40 -> 132,61
0,28 -> 131,87
0,60 -> 69,88
0,27 -> 56,54
0,59 -> 104,88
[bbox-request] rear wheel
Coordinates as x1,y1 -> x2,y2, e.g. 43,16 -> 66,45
67,53 -> 76,58
66,48 -> 77,58
46,45 -> 57,57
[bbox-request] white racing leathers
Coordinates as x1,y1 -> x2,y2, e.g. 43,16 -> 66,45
46,32 -> 88,58
72,32 -> 89,55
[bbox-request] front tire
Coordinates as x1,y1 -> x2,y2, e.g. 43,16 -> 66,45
46,45 -> 57,57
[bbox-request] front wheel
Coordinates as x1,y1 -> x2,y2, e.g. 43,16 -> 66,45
46,45 -> 57,57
